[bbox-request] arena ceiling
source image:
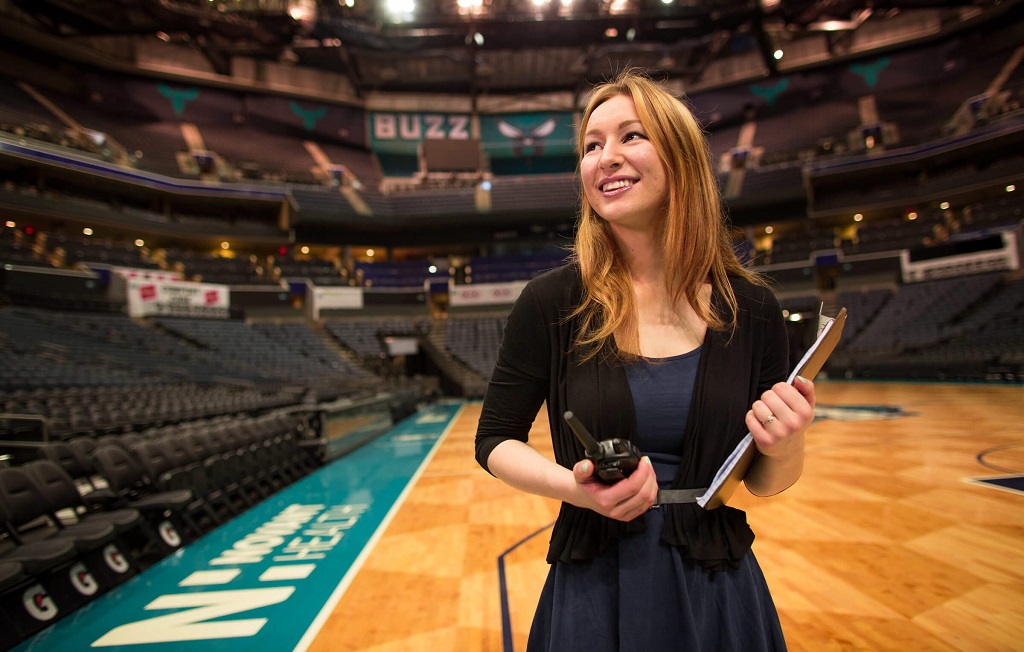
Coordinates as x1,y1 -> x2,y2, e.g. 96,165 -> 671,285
4,0 -> 1016,100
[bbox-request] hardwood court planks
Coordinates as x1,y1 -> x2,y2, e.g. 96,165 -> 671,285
306,382 -> 1024,651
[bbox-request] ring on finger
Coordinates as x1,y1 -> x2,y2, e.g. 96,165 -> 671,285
761,414 -> 776,426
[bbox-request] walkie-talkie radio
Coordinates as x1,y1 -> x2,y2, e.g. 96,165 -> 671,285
563,410 -> 642,484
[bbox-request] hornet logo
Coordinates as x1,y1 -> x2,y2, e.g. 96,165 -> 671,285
157,84 -> 200,117
850,57 -> 891,89
290,102 -> 328,131
497,117 -> 557,156
749,79 -> 790,108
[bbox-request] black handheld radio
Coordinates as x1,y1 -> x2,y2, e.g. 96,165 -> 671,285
563,410 -> 642,484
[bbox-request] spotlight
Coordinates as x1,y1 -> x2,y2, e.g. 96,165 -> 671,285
384,0 -> 415,19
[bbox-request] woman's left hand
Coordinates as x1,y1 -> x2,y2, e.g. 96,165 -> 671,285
745,376 -> 816,458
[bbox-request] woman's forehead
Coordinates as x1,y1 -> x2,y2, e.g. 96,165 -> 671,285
586,95 -> 640,130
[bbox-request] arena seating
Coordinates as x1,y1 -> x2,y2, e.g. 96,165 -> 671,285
353,259 -> 448,289
272,254 -> 350,285
444,315 -> 507,380
325,318 -> 428,358
461,253 -> 567,285
163,249 -> 275,286
47,233 -> 160,270
2,16 -> 1023,649
827,272 -> 1024,380
0,226 -> 45,266
0,401 -> 329,646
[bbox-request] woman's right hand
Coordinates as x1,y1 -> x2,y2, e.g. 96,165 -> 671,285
571,456 -> 659,521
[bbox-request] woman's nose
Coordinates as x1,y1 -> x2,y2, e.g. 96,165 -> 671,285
599,144 -> 622,168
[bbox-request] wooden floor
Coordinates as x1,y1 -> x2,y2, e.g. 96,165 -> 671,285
307,382 -> 1024,652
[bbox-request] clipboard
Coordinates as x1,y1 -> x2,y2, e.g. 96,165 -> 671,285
696,306 -> 847,510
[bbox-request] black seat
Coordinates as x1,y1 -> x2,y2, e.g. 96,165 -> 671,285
95,434 -> 125,450
90,444 -> 202,543
0,463 -> 140,594
0,560 -> 25,592
0,536 -> 76,581
22,459 -> 154,566
0,557 -> 63,648
39,441 -> 84,481
0,466 -> 118,555
132,438 -> 223,529
65,437 -> 118,503
158,435 -> 233,520
212,427 -> 271,502
184,431 -> 251,513
0,472 -> 101,630
39,441 -> 116,507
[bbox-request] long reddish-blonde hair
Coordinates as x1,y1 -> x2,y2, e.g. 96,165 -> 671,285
571,69 -> 761,360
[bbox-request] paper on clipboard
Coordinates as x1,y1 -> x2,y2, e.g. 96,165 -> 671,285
696,307 -> 847,510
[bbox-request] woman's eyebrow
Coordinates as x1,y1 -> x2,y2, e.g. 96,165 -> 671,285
584,119 -> 642,139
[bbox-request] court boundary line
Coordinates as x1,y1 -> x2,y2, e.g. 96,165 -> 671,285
962,473 -> 1024,496
498,522 -> 554,652
976,443 -> 1024,474
292,402 -> 466,652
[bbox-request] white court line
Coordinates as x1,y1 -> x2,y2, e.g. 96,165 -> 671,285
292,402 -> 466,652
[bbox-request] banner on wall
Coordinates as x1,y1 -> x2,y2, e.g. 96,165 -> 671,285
367,111 -> 577,159
126,279 -> 229,318
307,285 -> 364,319
105,265 -> 183,302
448,281 -> 527,307
368,112 -> 472,155
479,112 -> 576,158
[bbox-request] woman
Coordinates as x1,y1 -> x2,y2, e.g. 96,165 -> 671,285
475,70 -> 816,651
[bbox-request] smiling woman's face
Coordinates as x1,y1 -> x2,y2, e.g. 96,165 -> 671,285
580,93 -> 669,234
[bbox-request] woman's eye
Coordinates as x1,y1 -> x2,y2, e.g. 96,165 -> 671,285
624,131 -> 646,142
584,142 -> 600,153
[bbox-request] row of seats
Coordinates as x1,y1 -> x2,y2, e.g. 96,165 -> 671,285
435,271 -> 1024,385
445,315 -> 507,380
0,409 -> 321,648
0,456 -> 172,648
829,273 -> 1024,380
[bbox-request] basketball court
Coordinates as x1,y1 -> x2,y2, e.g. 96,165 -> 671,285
14,381 -> 1024,651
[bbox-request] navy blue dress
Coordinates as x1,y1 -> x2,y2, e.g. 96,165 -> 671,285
527,348 -> 787,651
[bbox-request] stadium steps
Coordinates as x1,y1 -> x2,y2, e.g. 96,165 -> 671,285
305,320 -> 371,374
422,318 -> 488,399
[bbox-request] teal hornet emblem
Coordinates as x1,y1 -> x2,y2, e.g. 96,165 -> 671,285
849,57 -> 891,89
290,102 -> 328,131
497,117 -> 557,156
749,78 -> 790,108
158,84 -> 200,117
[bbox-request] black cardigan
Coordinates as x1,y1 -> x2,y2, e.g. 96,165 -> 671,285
475,264 -> 789,570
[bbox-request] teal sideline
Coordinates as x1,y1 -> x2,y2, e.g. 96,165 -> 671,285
15,401 -> 464,652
